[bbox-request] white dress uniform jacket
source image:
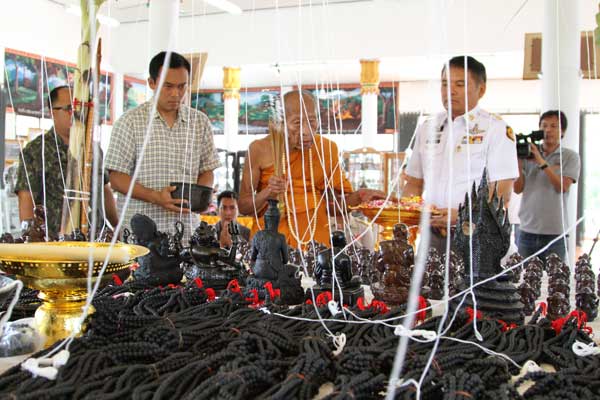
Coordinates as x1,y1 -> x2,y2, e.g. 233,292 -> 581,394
406,106 -> 519,209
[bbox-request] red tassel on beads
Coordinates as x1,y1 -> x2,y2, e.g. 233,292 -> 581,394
316,291 -> 333,307
356,297 -> 368,311
227,279 -> 242,294
416,296 -> 428,323
497,319 -> 517,332
537,302 -> 547,316
356,297 -> 389,314
112,274 -> 123,286
263,282 -> 281,300
245,289 -> 264,307
466,307 -> 483,324
551,310 -> 590,335
194,278 -> 204,288
205,288 -> 216,301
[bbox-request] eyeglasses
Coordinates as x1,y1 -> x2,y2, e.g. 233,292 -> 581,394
52,104 -> 73,113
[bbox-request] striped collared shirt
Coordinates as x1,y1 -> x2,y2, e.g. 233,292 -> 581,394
105,100 -> 220,239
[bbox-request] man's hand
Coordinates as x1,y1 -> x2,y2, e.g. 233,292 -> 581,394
219,221 -> 233,248
358,189 -> 386,202
529,143 -> 545,166
154,186 -> 190,213
345,188 -> 386,207
431,208 -> 457,228
266,176 -> 287,198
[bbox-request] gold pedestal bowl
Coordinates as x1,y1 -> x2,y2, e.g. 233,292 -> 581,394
356,207 -> 423,242
0,242 -> 148,346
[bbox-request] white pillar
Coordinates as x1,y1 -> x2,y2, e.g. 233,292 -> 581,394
541,0 -> 581,265
361,93 -> 378,147
149,0 -> 180,56
223,67 -> 241,152
360,59 -> 380,148
224,99 -> 239,151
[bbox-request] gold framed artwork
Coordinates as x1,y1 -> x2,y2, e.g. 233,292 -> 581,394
523,31 -> 600,80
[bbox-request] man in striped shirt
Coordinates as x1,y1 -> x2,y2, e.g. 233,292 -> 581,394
106,51 -> 220,239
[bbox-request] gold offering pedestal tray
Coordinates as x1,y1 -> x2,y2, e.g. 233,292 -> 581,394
352,205 -> 440,246
0,242 -> 148,347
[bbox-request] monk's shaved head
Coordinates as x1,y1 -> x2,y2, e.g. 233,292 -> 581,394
283,90 -> 318,116
282,90 -> 319,150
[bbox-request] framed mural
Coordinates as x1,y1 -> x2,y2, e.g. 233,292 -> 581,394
4,48 -> 114,124
191,91 -> 225,135
305,83 -> 398,134
238,88 -> 279,135
310,85 -> 362,135
123,76 -> 147,113
378,84 -> 398,134
4,49 -> 43,117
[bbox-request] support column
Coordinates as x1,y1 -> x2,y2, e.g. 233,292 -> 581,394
149,0 -> 180,56
541,0 -> 581,265
223,67 -> 241,151
360,59 -> 379,148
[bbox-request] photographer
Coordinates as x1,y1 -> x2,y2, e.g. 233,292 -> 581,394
514,110 -> 580,262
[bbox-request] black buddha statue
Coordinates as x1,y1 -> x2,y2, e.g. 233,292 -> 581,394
518,281 -> 537,316
180,220 -> 246,290
308,230 -> 364,305
576,272 -> 595,294
576,286 -> 599,322
61,228 -> 87,242
0,232 -> 21,243
428,269 -> 445,300
576,254 -> 592,275
245,199 -> 303,305
523,269 -> 542,300
250,200 -> 288,281
372,223 -> 415,305
304,240 -> 328,277
503,253 -> 524,284
345,246 -> 376,285
525,256 -> 544,279
22,205 -> 54,242
547,292 -> 570,321
130,214 -> 183,286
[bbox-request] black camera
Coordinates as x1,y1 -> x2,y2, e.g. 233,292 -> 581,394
515,130 -> 544,159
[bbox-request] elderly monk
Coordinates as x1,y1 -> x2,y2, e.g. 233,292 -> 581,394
238,90 -> 384,248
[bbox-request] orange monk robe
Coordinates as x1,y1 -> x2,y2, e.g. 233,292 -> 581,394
251,135 -> 353,248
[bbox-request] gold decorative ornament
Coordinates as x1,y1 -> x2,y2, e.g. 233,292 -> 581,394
0,242 -> 148,346
223,67 -> 241,100
360,59 -> 380,95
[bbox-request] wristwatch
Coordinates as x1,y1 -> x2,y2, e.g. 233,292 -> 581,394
539,163 -> 549,170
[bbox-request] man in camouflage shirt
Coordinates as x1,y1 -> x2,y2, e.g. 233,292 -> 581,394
14,86 -> 118,236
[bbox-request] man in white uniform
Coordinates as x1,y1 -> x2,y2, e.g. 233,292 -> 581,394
404,55 -> 519,253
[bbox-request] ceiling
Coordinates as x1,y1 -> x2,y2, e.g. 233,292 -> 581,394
57,0 -> 372,22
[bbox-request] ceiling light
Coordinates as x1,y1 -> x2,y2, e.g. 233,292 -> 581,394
65,5 -> 120,28
204,0 -> 242,15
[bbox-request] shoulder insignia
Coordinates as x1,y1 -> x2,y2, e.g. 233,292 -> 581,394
491,112 -> 503,121
506,126 -> 515,142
